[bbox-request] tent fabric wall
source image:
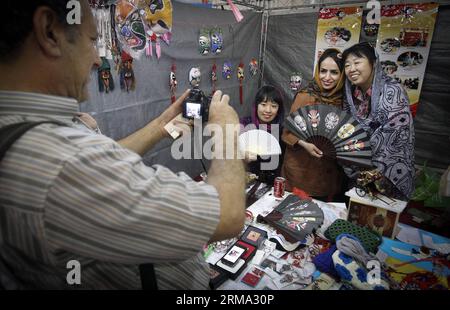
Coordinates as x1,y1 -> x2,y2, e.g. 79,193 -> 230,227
264,7 -> 450,170
81,2 -> 262,177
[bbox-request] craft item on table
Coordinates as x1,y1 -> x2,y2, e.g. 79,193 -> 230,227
239,129 -> 282,158
240,226 -> 268,248
332,249 -> 390,290
270,249 -> 286,259
198,28 -> 210,55
222,61 -> 232,80
98,57 -> 115,93
251,250 -> 266,266
226,0 -> 244,22
209,264 -> 229,290
237,61 -> 245,105
169,63 -> 177,103
336,233 -> 379,266
211,63 -> 217,94
212,237 -> 237,253
314,200 -> 348,240
216,258 -> 247,280
304,273 -> 337,290
210,27 -> 223,54
398,271 -> 447,290
260,256 -> 278,272
119,51 -> 135,92
235,240 -> 257,261
189,67 -> 201,88
249,58 -> 258,77
289,73 -> 303,92
284,104 -> 373,168
241,266 -> 265,287
324,219 -> 382,254
313,244 -> 339,278
257,194 -> 324,243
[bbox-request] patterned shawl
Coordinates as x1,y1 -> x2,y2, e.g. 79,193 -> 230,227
343,54 -> 415,199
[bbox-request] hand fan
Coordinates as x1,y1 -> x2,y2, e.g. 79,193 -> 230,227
239,129 -> 282,156
284,104 -> 373,168
257,195 -> 324,243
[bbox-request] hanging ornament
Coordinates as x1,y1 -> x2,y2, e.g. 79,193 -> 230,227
189,67 -> 201,88
289,72 -> 303,92
211,27 -> 223,54
226,0 -> 244,23
222,61 -> 232,80
110,4 -> 122,72
249,58 -> 258,77
170,63 -> 177,103
98,57 -> 115,93
141,0 -> 173,35
237,62 -> 244,105
120,51 -> 135,92
199,28 -> 211,55
114,1 -> 146,59
211,62 -> 218,94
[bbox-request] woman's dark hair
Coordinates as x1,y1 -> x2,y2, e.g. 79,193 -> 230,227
253,85 -> 284,125
342,42 -> 377,67
1,0 -> 75,60
255,85 -> 284,107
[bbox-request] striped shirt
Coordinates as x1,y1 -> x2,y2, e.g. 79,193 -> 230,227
0,91 -> 220,289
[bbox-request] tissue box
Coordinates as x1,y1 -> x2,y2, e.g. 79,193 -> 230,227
345,188 -> 408,238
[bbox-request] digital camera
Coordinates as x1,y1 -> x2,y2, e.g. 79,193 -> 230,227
182,88 -> 211,121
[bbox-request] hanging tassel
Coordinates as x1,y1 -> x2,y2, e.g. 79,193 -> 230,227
238,61 -> 244,105
146,39 -> 151,57
211,63 -> 217,94
170,63 -> 177,103
156,39 -> 161,59
226,0 -> 244,23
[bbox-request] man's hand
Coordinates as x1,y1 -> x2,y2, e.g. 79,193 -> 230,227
156,89 -> 191,138
298,140 -> 322,158
207,90 -> 239,127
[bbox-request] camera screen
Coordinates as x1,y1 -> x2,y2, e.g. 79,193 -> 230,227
186,102 -> 202,119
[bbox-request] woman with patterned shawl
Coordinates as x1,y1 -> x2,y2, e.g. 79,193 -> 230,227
342,42 -> 415,200
281,48 -> 347,201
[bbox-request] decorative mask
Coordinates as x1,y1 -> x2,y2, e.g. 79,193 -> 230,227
290,73 -> 303,92
249,58 -> 258,77
308,110 -> 320,129
120,51 -> 135,92
211,27 -> 223,54
222,61 -> 232,80
98,57 -> 115,93
189,67 -> 201,88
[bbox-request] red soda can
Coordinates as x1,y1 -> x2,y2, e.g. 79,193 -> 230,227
274,177 -> 286,198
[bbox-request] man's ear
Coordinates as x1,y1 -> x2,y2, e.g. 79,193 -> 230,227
32,6 -> 65,58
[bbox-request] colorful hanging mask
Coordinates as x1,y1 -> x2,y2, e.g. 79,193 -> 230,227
115,1 -> 146,58
249,58 -> 258,77
222,61 -> 232,80
199,28 -> 211,55
211,27 -> 223,54
237,62 -> 244,105
170,63 -> 177,103
141,0 -> 173,35
189,67 -> 201,88
98,57 -> 115,93
120,51 -> 135,92
289,73 -> 303,92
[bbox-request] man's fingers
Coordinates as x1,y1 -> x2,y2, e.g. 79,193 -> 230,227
172,89 -> 191,107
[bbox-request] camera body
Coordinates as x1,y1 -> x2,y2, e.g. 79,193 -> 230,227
182,88 -> 211,121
